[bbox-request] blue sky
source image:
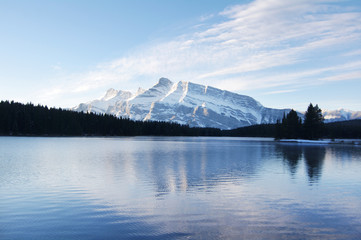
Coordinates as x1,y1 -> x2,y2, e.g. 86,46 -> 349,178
1,0 -> 360,111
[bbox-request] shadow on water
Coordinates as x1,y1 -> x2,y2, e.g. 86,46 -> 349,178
276,144 -> 326,183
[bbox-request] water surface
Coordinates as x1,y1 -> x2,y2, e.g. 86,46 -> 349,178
0,137 -> 360,239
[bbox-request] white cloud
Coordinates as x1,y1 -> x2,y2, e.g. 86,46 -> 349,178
39,0 -> 361,107
343,49 -> 361,57
51,64 -> 62,71
320,71 -> 361,82
199,13 -> 214,22
263,89 -> 297,95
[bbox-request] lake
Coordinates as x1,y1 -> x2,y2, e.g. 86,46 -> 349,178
0,137 -> 360,239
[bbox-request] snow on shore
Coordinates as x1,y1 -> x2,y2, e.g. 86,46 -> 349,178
278,139 -> 361,145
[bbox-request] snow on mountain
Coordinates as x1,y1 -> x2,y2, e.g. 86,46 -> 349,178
72,77 -> 360,129
323,109 -> 361,122
75,89 -> 133,114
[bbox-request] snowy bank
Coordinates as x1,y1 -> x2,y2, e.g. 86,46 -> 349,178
277,139 -> 361,145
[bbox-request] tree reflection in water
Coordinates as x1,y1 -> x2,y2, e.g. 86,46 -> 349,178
277,144 -> 325,183
303,146 -> 326,183
277,144 -> 303,176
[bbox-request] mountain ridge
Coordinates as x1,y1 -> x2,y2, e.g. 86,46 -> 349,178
73,78 -> 360,129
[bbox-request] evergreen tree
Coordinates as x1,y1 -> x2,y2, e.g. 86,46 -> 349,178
303,103 -> 324,139
0,100 -> 222,137
285,109 -> 303,139
275,119 -> 282,139
275,113 -> 286,139
276,109 -> 302,139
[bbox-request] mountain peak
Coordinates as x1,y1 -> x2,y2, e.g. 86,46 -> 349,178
102,88 -> 119,101
74,78 -> 293,129
157,77 -> 173,86
136,87 -> 146,96
74,78 -> 360,129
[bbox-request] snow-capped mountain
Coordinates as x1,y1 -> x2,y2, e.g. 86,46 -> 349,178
73,78 -> 294,129
323,109 -> 361,122
73,78 -> 361,129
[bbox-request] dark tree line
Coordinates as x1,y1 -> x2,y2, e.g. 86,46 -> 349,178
0,101 -> 221,136
225,119 -> 361,139
325,119 -> 361,139
226,103 -> 361,139
223,123 -> 277,137
275,109 -> 303,139
1,100 -> 360,139
276,103 -> 324,140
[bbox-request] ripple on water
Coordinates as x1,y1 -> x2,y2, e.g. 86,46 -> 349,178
0,137 -> 361,239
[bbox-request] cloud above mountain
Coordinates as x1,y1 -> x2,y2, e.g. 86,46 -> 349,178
39,0 -> 361,110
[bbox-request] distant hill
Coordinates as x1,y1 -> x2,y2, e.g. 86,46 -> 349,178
323,109 -> 361,122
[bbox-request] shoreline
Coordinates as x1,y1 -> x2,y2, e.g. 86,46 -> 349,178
277,139 -> 361,145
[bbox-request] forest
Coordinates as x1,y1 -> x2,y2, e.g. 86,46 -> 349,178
1,100 -> 360,139
224,120 -> 361,139
226,104 -> 361,139
0,101 -> 221,136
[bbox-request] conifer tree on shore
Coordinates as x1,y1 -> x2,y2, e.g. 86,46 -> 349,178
276,104 -> 324,140
303,103 -> 324,140
276,109 -> 302,139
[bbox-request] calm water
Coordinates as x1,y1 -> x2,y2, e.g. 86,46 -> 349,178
0,137 -> 361,240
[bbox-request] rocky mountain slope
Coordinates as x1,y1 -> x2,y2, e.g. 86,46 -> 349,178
74,78 -> 293,129
73,78 -> 360,129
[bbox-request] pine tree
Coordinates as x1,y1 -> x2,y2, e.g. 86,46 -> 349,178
276,109 -> 302,139
303,103 -> 324,139
285,109 -> 303,139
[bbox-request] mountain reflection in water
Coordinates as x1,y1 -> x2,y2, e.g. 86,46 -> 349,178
1,137 -> 361,240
